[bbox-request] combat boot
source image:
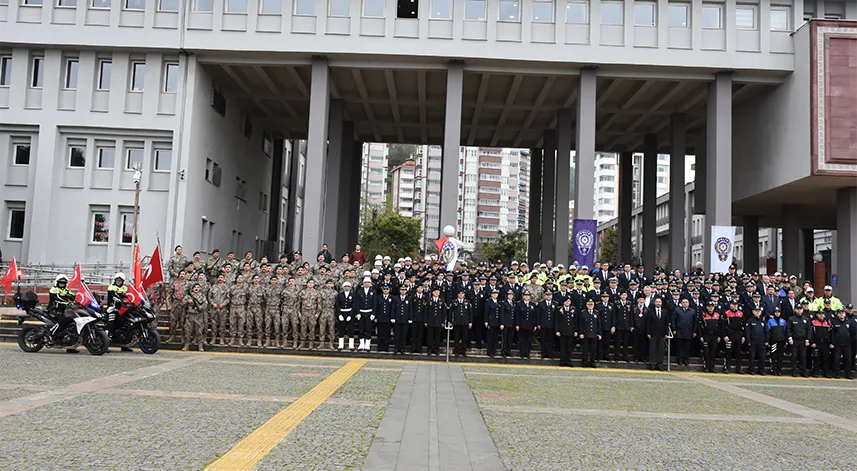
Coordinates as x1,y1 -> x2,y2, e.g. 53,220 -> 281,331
199,344 -> 205,352
181,344 -> 189,351
227,337 -> 235,347
166,335 -> 177,344
263,337 -> 271,348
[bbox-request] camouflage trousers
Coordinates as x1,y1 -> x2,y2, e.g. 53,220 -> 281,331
283,309 -> 299,344
247,306 -> 264,341
183,312 -> 205,346
318,314 -> 336,345
265,307 -> 282,340
169,303 -> 185,340
300,312 -> 319,343
209,308 -> 228,341
229,307 -> 246,339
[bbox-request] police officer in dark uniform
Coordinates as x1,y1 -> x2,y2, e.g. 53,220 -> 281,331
555,297 -> 577,367
484,289 -> 501,357
410,284 -> 427,354
375,284 -> 393,352
392,285 -> 412,354
810,309 -> 832,377
787,301 -> 811,377
766,307 -> 787,375
515,292 -> 537,359
335,281 -> 355,351
450,289 -> 472,356
425,287 -> 446,355
698,301 -> 722,373
596,292 -> 615,361
831,309 -> 857,379
538,291 -> 558,360
723,299 -> 745,374
499,290 -> 517,357
356,277 -> 377,352
745,306 -> 767,375
578,299 -> 601,367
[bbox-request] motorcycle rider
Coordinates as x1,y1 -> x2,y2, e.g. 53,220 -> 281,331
48,274 -> 78,353
106,273 -> 132,352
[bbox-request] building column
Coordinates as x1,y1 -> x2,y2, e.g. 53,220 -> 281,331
555,109 -> 573,265
267,137 -> 286,257
300,57 -> 330,254
703,73 -> 733,273
642,133 -> 657,273
574,68 -> 597,221
323,99 -> 345,255
441,62 -> 464,235
285,139 -> 302,253
802,228 -> 815,282
618,151 -> 633,264
782,205 -> 800,277
347,141 -> 364,253
835,187 -> 856,303
743,216 -> 759,274
541,130 -> 557,262
335,121 -> 355,256
693,131 -> 706,215
669,113 -> 686,272
685,187 -> 694,270
527,148 -> 543,265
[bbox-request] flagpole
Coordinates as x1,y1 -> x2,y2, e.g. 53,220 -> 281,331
156,231 -> 170,311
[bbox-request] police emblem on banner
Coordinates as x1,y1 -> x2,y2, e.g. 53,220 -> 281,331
714,237 -> 732,262
440,240 -> 455,265
575,230 -> 594,256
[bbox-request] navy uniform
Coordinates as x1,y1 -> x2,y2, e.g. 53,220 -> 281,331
830,311 -> 857,379
515,294 -> 537,358
484,290 -> 502,357
632,296 -> 649,363
578,300 -> 601,367
613,295 -> 634,362
450,290 -> 472,356
810,311 -> 832,377
335,282 -> 356,351
698,302 -> 722,372
499,292 -> 517,357
356,280 -> 377,352
391,286 -> 412,354
410,288 -> 428,354
766,308 -> 787,375
723,302 -> 745,374
425,289 -> 446,355
787,303 -> 811,377
596,293 -> 616,361
538,292 -> 558,359
375,285 -> 394,352
745,308 -> 768,375
555,299 -> 577,367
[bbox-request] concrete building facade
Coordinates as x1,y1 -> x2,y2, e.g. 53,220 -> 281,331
459,146 -> 523,250
390,159 -> 416,217
360,142 -> 388,214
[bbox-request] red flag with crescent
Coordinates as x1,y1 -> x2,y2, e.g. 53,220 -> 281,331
0,258 -> 19,292
68,264 -> 82,290
142,244 -> 164,289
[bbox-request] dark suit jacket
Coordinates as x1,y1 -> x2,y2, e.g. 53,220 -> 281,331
645,306 -> 671,338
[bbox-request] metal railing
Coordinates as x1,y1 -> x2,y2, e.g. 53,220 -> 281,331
0,261 -> 147,301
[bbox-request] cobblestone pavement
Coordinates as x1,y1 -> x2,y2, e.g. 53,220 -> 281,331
741,385 -> 857,422
0,348 -> 169,387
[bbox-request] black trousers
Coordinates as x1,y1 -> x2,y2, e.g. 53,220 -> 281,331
634,332 -> 648,362
394,323 -> 409,351
725,335 -> 742,371
812,343 -> 830,374
792,340 -> 808,374
377,322 -> 391,351
770,341 -> 785,372
518,328 -> 533,358
358,312 -> 373,340
702,337 -> 718,371
486,326 -> 499,356
614,330 -> 630,360
410,322 -> 425,353
541,328 -> 556,358
599,331 -> 612,360
471,316 -> 485,348
453,325 -> 469,354
426,326 -> 442,353
833,345 -> 854,374
582,337 -> 597,365
649,336 -> 665,368
337,316 -> 355,338
500,327 -> 513,356
748,344 -> 765,373
559,335 -> 574,365
675,338 -> 691,364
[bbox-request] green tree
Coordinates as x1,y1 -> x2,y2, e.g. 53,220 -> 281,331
387,144 -> 416,169
482,230 -> 527,266
359,210 -> 423,261
598,226 -> 618,265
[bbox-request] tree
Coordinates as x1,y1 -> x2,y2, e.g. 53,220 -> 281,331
599,226 -> 618,265
359,210 -> 423,262
482,230 -> 527,266
387,144 -> 416,169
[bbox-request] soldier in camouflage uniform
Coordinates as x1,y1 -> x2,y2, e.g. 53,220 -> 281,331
246,275 -> 266,347
239,262 -> 256,283
522,278 -> 545,304
280,277 -> 302,348
168,245 -> 189,281
294,266 -> 308,288
318,279 -> 338,350
208,274 -> 231,345
263,276 -> 282,348
193,272 -> 211,342
228,274 -> 248,346
299,279 -> 322,349
183,283 -> 207,352
166,271 -> 190,344
191,252 -> 204,275
206,249 -> 226,283
222,263 -> 236,284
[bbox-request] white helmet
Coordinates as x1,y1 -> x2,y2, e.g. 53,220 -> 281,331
114,272 -> 126,281
55,274 -> 69,283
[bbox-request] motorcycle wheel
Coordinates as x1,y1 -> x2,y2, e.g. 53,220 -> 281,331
18,326 -> 44,353
83,327 -> 110,356
139,327 -> 161,354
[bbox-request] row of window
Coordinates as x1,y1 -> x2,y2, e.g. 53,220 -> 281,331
0,55 -> 179,93
14,0 -> 180,11
9,138 -> 171,171
4,204 -> 136,245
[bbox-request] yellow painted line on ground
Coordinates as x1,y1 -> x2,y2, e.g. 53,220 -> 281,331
203,359 -> 367,471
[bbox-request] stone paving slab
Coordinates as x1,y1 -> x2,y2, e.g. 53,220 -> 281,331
741,384 -> 857,423
464,365 -> 686,381
481,411 -> 857,470
0,395 -> 284,471
466,374 -> 796,417
0,388 -> 38,402
694,372 -> 857,387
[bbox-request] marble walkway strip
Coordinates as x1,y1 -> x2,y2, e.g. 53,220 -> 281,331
93,387 -> 384,407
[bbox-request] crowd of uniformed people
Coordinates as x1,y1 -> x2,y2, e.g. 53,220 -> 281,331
77,244 -> 855,378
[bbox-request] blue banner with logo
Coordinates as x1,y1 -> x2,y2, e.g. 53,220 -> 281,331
571,219 -> 597,267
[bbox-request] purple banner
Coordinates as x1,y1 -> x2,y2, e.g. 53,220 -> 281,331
571,219 -> 598,268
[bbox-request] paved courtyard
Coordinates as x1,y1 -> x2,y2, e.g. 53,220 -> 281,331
0,344 -> 855,470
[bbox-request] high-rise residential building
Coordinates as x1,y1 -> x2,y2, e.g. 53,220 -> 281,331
390,160 -> 416,217
593,152 -> 619,223
415,145 -> 442,249
518,150 -> 531,231
458,147 -> 522,250
360,143 -> 388,217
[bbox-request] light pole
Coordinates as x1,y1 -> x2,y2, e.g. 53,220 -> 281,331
132,164 -> 141,253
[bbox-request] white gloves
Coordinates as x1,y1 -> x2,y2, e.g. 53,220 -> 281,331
408,320 -> 413,324
370,315 -> 376,321
346,316 -> 351,322
391,319 -> 396,324
339,315 -> 344,321
357,314 -> 361,320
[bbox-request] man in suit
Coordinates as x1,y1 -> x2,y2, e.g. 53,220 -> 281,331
780,288 -> 797,321
761,284 -> 780,320
618,264 -> 636,290
646,297 -> 671,371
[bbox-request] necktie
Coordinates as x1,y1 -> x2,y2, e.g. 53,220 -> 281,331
657,308 -> 661,319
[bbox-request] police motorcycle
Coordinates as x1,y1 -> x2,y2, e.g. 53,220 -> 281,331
14,282 -> 110,356
106,281 -> 161,354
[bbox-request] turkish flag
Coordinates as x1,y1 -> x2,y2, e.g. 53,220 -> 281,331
75,281 -> 98,309
119,283 -> 147,315
68,264 -> 82,290
133,244 -> 143,292
0,258 -> 19,292
142,245 -> 164,289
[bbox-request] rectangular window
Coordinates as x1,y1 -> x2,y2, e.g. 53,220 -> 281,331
8,206 -> 25,240
295,0 -> 314,15
163,62 -> 179,93
130,61 -> 145,92
97,60 -> 111,90
91,0 -> 110,8
154,149 -> 171,172
194,0 -> 213,11
120,212 -> 135,244
211,83 -> 227,116
125,0 -> 144,9
69,145 -> 86,168
0,56 -> 11,86
634,2 -> 655,26
601,2 -> 623,25
22,0 -> 43,4
226,0 -> 246,12
701,4 -> 722,29
363,0 -> 384,17
668,3 -> 688,27
736,6 -> 756,29
126,147 -> 144,170
14,143 -> 31,166
465,0 -> 485,20
498,0 -> 520,22
260,0 -> 281,13
63,59 -> 79,90
31,57 -> 44,88
258,192 -> 269,212
329,0 -> 349,17
57,0 -> 77,6
97,146 -> 115,169
532,0 -> 553,23
770,8 -> 790,31
396,0 -> 417,18
157,0 -> 178,11
91,211 -> 109,243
